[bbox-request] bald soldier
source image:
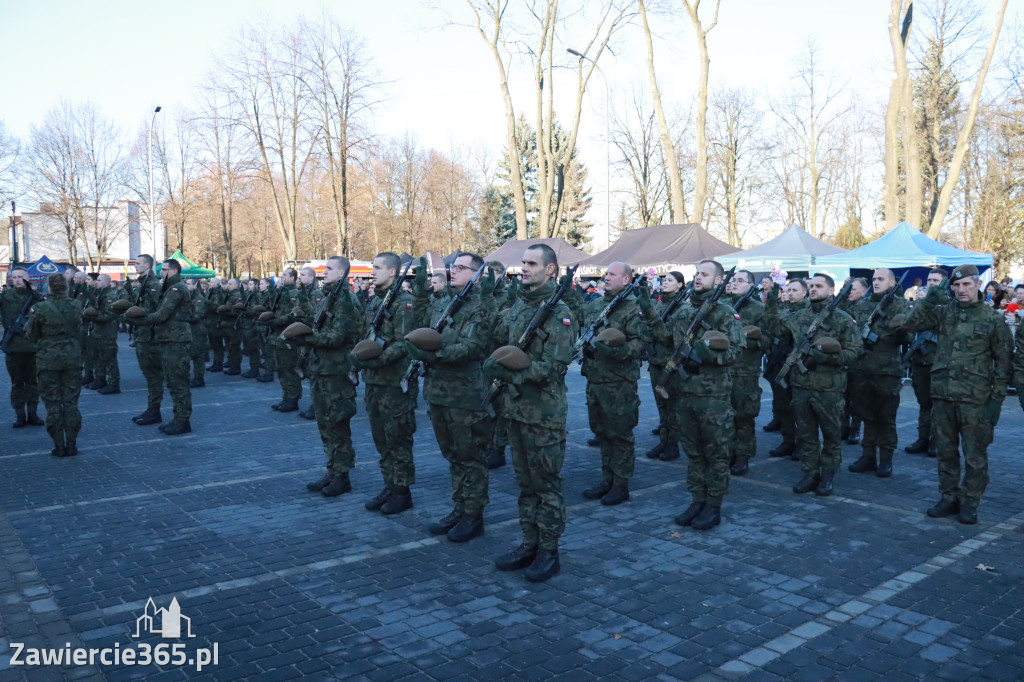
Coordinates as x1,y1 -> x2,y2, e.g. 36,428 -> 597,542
86,274 -> 126,394
764,280 -> 810,460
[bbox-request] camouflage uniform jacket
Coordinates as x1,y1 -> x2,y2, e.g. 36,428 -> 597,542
144,275 -> 193,344
849,291 -> 911,376
417,289 -> 492,410
659,289 -> 745,397
0,285 -> 40,353
203,286 -> 224,326
306,281 -> 365,377
25,292 -> 82,370
361,289 -> 416,386
491,279 -> 576,429
731,294 -> 769,377
297,282 -> 323,325
91,286 -> 127,339
580,291 -> 648,384
765,296 -> 861,392
1012,322 -> 1024,390
647,290 -> 682,367
130,271 -> 162,343
903,296 -> 1012,404
188,288 -> 207,329
266,284 -> 300,334
219,289 -> 243,328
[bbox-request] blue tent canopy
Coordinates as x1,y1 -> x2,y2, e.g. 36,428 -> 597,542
812,222 -> 993,280
22,255 -> 66,282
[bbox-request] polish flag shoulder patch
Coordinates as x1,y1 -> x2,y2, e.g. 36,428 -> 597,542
406,302 -> 414,309
733,313 -> 741,319
562,317 -> 572,326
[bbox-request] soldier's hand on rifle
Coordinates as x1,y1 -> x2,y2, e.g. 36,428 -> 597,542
635,280 -> 655,316
403,339 -> 436,364
482,357 -> 522,384
414,256 -> 429,296
924,278 -> 949,306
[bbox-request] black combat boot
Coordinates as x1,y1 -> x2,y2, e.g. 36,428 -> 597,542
957,504 -> 978,525
926,498 -> 959,518
321,473 -> 352,497
876,450 -> 893,478
80,372 -> 94,385
792,472 -> 820,494
189,376 -> 205,388
730,457 -> 749,476
847,450 -> 877,473
762,419 -> 781,432
495,544 -> 537,571
300,404 -> 316,420
381,487 -> 413,515
51,444 -> 67,457
98,383 -> 121,395
769,440 -> 795,458
601,483 -> 629,506
207,362 -> 223,372
904,438 -> 929,454
524,548 -> 560,582
815,474 -> 834,497
691,505 -> 722,531
660,441 -> 680,461
64,438 -> 78,457
26,406 -> 44,426
645,439 -> 667,459
485,448 -> 506,469
306,472 -> 332,492
13,409 -> 27,428
242,367 -> 260,379
275,400 -> 299,413
223,365 -> 241,376
133,408 -> 162,426
256,369 -> 274,383
674,502 -> 704,527
365,487 -> 390,511
582,480 -> 612,500
587,437 -> 600,447
87,378 -> 107,390
846,420 -> 862,445
430,509 -> 462,535
447,514 -> 484,543
161,420 -> 192,436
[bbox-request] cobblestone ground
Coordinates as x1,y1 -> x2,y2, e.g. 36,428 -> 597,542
1,336 -> 1022,681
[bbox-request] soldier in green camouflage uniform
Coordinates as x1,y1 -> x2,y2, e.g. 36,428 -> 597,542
352,252 -> 418,515
764,275 -> 861,496
904,269 -> 947,456
255,278 -> 277,383
728,270 -> 769,476
218,278 -> 244,375
25,274 -> 83,456
87,275 -> 126,394
238,279 -> 262,378
764,282 -> 809,459
130,256 -> 166,426
839,278 -> 868,443
299,257 -> 367,497
185,278 -> 209,388
486,244 -> 576,582
265,269 -> 303,411
483,266 -> 514,469
901,265 -> 1013,524
642,260 -> 744,531
135,260 -> 194,435
847,269 -> 911,478
204,278 -> 225,371
576,262 -> 649,506
640,271 -> 685,462
80,275 -> 102,388
296,267 -> 323,418
409,253 -> 494,542
1,268 -> 44,427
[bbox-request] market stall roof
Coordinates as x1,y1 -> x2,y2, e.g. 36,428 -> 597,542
156,250 -> 216,278
577,223 -> 737,276
485,238 -> 589,270
813,222 -> 993,273
718,224 -> 846,272
21,255 -> 66,282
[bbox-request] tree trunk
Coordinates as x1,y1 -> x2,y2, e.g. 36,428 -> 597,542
883,81 -> 901,228
927,0 -> 1008,239
683,0 -> 720,226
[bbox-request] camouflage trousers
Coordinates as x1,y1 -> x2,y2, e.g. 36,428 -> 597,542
190,326 -> 209,381
81,332 -> 94,377
310,373 -> 357,476
37,369 -> 81,448
224,328 -> 242,369
364,384 -> 416,488
849,372 -> 901,457
275,343 -> 302,402
429,404 -> 490,516
910,361 -> 933,443
158,342 -> 192,422
792,387 -> 844,477
5,352 -> 39,411
207,324 -> 225,365
242,326 -> 261,370
674,395 -> 734,506
508,420 -> 566,551
488,415 -> 508,451
93,337 -> 120,385
135,341 -> 164,411
730,374 -> 762,462
648,364 -> 680,443
772,381 -> 795,444
932,399 -> 993,506
587,381 -> 639,485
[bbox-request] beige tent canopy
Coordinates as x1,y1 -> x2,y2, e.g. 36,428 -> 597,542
577,223 -> 738,276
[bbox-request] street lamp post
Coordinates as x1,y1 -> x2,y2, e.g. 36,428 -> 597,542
567,48 -> 611,249
147,106 -> 162,259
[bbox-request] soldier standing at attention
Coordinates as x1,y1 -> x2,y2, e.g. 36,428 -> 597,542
764,275 -> 861,495
255,278 -> 277,383
1,268 -> 44,427
579,262 -> 648,506
352,252 -> 419,516
847,269 -> 910,478
240,279 -> 262,378
297,267 -> 323,419
295,257 -> 366,497
839,278 -> 868,444
86,274 -> 126,395
485,244 -> 576,582
204,278 -> 225,372
25,273 -> 83,456
81,274 -> 102,388
643,260 -> 744,531
641,271 -> 685,462
408,252 -> 495,542
904,268 -> 947,457
130,255 -> 165,426
185,278 -> 209,388
900,265 -> 1012,524
262,268 -> 302,412
727,270 -> 768,476
219,278 -> 244,375
766,280 -> 809,459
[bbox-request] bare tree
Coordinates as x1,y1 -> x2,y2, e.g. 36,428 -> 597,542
707,87 -> 763,246
682,0 -> 720,226
0,120 -> 20,207
155,113 -> 202,254
885,0 -> 924,229
610,89 -> 669,229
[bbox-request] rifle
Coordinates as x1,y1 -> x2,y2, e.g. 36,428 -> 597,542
901,330 -> 937,369
733,283 -> 762,312
658,281 -> 694,323
1,284 -> 40,353
295,261 -> 351,379
232,291 -> 255,332
365,259 -> 415,347
262,286 -> 284,340
654,267 -> 736,399
400,263 -> 486,393
774,279 -> 854,389
572,273 -> 646,363
483,264 -> 579,418
860,270 -> 910,348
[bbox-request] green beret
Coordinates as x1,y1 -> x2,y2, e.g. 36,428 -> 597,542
950,264 -> 979,282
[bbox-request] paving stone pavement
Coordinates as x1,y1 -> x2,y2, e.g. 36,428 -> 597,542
1,335 -> 1022,681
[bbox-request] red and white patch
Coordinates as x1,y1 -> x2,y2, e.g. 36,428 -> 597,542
406,302 -> 413,309
733,313 -> 741,319
562,317 -> 571,326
